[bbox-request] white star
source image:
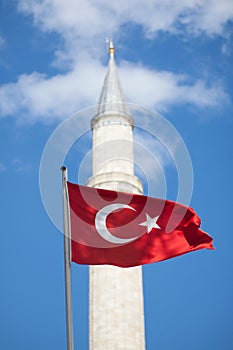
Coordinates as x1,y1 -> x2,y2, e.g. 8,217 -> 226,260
139,214 -> 161,234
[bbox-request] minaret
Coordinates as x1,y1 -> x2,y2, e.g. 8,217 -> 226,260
87,41 -> 145,349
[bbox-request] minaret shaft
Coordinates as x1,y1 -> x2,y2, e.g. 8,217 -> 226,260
87,114 -> 142,193
88,42 -> 145,349
89,266 -> 145,349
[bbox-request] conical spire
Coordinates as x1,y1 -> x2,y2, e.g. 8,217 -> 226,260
96,40 -> 130,118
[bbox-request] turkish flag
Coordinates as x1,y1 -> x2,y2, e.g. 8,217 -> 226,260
67,182 -> 214,268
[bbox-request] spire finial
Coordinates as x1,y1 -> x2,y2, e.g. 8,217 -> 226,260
109,39 -> 114,59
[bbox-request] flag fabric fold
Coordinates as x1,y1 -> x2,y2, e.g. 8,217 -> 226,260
67,182 -> 214,268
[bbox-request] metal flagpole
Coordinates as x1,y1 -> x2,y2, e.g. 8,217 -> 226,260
61,166 -> 74,350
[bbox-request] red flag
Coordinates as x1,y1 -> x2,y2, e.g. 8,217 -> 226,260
67,182 -> 214,268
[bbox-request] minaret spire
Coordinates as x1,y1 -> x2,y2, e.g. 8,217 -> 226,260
95,40 -> 130,119
109,39 -> 114,59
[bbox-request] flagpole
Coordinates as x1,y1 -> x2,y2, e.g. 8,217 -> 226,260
61,166 -> 74,350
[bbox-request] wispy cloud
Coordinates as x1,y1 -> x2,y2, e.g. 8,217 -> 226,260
0,58 -> 229,123
11,159 -> 32,172
0,162 -> 7,172
0,0 -> 232,123
0,58 -> 105,122
0,35 -> 5,49
120,63 -> 229,110
17,0 -> 233,69
0,160 -> 32,173
18,0 -> 233,40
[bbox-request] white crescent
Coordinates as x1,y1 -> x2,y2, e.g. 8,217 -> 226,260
95,203 -> 137,244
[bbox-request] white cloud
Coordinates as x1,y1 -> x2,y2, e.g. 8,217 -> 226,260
0,57 -> 105,122
0,57 -> 228,123
18,0 -> 233,39
120,62 -> 228,109
0,0 -> 231,123
17,0 -> 233,68
186,0 -> 233,36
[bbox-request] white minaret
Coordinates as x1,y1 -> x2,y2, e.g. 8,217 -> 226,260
87,41 -> 145,349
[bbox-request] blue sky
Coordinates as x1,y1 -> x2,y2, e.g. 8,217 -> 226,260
0,1 -> 233,349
